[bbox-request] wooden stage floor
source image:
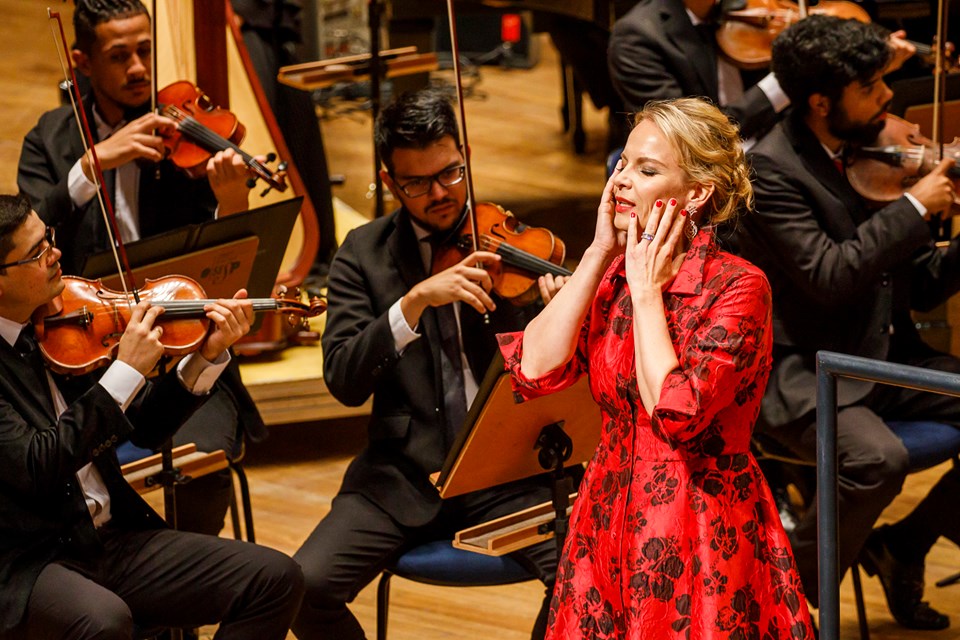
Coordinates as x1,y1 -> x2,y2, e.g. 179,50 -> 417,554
1,2 -> 959,638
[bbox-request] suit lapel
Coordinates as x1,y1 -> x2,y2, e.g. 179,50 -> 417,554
661,2 -> 718,99
0,339 -> 56,423
785,113 -> 867,224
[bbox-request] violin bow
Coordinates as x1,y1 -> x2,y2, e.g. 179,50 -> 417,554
445,0 -> 481,256
47,7 -> 141,303
796,0 -> 808,19
932,0 -> 948,155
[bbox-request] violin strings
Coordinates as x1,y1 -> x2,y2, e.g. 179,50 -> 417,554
479,236 -> 571,277
162,106 -> 268,177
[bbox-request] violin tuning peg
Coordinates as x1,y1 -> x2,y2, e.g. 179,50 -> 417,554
266,152 -> 277,163
246,178 -> 257,189
260,186 -> 272,198
278,161 -> 288,172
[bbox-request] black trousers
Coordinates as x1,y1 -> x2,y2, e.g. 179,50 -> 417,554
291,479 -> 560,640
762,346 -> 960,603
8,527 -> 304,640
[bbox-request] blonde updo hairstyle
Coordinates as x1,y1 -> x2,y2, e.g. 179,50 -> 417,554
631,97 -> 753,226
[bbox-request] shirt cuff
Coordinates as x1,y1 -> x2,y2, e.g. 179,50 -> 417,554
68,158 -> 98,208
758,73 -> 791,113
904,192 -> 927,218
389,298 -> 421,353
177,350 -> 230,395
99,360 -> 146,412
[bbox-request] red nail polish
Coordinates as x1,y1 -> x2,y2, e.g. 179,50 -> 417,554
669,198 -> 677,207
655,200 -> 663,208
680,209 -> 688,217
631,212 -> 636,218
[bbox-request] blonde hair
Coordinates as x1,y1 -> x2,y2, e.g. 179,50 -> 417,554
631,97 -> 753,225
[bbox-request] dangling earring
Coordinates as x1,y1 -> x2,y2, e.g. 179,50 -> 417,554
685,204 -> 699,239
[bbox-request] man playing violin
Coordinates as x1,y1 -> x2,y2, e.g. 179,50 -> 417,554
737,14 -> 960,631
292,87 -> 569,640
607,0 -> 916,148
0,193 -> 303,639
17,0 -> 269,538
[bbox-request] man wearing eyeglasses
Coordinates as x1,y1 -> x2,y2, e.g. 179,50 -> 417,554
291,88 -> 569,640
0,194 -> 304,639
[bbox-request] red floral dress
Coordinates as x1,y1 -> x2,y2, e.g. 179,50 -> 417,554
498,233 -> 813,639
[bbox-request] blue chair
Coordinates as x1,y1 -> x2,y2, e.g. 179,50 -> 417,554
376,540 -> 537,640
754,419 -> 960,640
848,420 -> 960,640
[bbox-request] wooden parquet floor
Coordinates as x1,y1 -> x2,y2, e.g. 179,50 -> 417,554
1,2 -> 959,638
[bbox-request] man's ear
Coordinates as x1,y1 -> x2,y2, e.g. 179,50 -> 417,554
808,92 -> 831,118
72,49 -> 91,78
380,169 -> 402,202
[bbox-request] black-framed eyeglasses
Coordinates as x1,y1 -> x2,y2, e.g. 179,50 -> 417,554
395,165 -> 466,198
0,226 -> 56,270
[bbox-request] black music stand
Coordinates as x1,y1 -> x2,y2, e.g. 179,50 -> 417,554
434,352 -> 601,558
79,197 -> 302,529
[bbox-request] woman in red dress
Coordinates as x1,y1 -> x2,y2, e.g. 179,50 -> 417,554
498,98 -> 813,639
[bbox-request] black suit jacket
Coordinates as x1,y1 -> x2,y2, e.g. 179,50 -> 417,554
608,0 -> 779,141
736,110 -> 960,427
0,344 -> 210,633
16,94 -> 217,276
321,209 -> 537,527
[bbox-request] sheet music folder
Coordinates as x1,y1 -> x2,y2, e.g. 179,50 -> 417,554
434,352 -> 602,499
80,197 -> 303,301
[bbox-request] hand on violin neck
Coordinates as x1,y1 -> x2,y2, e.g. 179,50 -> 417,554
907,157 -> 958,218
885,30 -> 917,76
116,301 -> 166,377
206,149 -> 252,216
198,289 -> 254,363
82,113 -> 173,180
401,250 -> 500,327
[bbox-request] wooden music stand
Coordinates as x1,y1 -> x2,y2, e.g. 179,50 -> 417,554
433,353 -> 601,558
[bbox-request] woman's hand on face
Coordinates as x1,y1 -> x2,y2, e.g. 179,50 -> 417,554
590,165 -> 624,256
625,198 -> 687,295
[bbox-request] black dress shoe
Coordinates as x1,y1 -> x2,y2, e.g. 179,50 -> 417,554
859,526 -> 950,631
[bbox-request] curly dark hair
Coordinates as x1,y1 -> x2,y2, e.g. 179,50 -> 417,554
73,0 -> 148,54
772,15 -> 891,115
374,87 -> 460,175
0,194 -> 34,273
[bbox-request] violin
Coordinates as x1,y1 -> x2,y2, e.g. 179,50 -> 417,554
845,113 -> 960,206
715,0 -> 955,71
34,275 -> 326,375
431,203 -> 572,306
157,80 -> 288,195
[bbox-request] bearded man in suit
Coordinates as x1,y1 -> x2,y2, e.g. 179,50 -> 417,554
737,14 -> 960,631
292,87 -> 571,640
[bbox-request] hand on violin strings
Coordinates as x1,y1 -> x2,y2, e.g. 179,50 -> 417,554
116,301 -> 166,377
591,163 -> 625,256
403,251 -> 501,327
885,30 -> 917,75
82,113 -> 175,180
625,198 -> 686,296
907,157 -> 957,218
206,148 -> 253,216
199,288 -> 254,363
538,273 -> 568,306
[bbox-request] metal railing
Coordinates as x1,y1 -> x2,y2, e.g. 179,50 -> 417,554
816,351 -> 960,640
